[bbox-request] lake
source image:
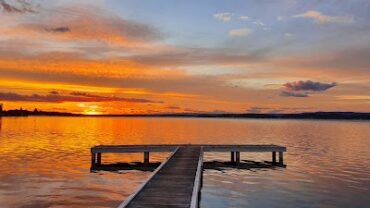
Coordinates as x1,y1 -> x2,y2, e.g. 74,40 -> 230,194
0,117 -> 369,208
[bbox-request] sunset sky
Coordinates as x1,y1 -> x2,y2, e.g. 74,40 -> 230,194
0,0 -> 369,114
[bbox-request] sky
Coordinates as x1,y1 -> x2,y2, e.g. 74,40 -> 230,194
0,0 -> 369,115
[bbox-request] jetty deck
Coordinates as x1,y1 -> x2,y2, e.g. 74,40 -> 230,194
90,144 -> 287,208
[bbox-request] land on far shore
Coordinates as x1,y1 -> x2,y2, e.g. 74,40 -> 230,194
1,109 -> 370,120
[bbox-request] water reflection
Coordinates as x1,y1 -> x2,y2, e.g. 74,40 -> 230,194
204,160 -> 286,171
90,160 -> 286,172
0,117 -> 369,208
91,162 -> 161,172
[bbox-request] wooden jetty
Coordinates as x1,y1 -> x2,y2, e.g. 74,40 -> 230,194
90,144 -> 287,208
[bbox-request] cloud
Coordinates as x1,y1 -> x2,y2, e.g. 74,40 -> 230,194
127,47 -> 266,67
278,47 -> 370,74
246,107 -> 269,113
213,12 -> 233,22
46,27 -> 70,33
280,91 -> 308,97
284,33 -> 294,37
2,6 -> 162,48
0,91 -> 160,103
49,90 -> 59,95
280,80 -> 336,98
166,105 -> 181,110
253,20 -> 265,26
239,16 -> 249,21
69,91 -> 161,103
0,0 -> 36,14
229,28 -> 252,37
293,10 -> 354,24
283,80 -> 337,92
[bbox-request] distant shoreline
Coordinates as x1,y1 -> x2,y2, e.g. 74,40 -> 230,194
1,110 -> 370,120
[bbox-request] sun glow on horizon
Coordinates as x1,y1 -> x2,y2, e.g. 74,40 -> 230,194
0,0 -> 369,113
83,110 -> 103,115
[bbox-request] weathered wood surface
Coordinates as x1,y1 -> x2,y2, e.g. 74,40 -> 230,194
119,146 -> 202,208
91,144 -> 286,153
91,145 -> 177,153
90,144 -> 287,208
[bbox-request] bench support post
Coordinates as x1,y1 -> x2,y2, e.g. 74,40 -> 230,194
272,152 -> 276,164
97,153 -> 102,165
91,153 -> 96,167
231,152 -> 235,163
279,152 -> 284,165
236,152 -> 240,165
144,152 -> 150,166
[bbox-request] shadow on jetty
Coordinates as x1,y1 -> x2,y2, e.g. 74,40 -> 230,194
90,162 -> 161,172
90,160 -> 286,172
204,160 -> 286,172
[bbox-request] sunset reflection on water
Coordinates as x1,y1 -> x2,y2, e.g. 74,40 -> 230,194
0,117 -> 369,208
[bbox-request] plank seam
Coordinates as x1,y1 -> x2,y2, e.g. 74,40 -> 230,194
117,146 -> 180,208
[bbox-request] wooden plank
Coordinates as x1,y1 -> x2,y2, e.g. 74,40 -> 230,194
120,146 -> 202,208
92,146 -> 176,153
117,147 -> 180,208
89,144 -> 287,207
92,144 -> 286,154
202,145 -> 286,152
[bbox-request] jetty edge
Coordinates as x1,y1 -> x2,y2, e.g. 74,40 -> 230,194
90,144 -> 287,208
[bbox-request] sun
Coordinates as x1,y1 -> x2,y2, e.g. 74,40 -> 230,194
79,103 -> 103,115
83,109 -> 102,115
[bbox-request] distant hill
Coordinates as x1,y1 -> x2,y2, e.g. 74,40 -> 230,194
0,109 -> 77,117
1,109 -> 369,120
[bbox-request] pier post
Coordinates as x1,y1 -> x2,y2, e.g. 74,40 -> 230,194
236,152 -> 240,165
91,152 -> 96,167
279,152 -> 284,165
144,152 -> 150,166
231,152 -> 235,163
272,152 -> 276,164
97,153 -> 102,165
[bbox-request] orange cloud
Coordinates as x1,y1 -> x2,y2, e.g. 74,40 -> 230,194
0,91 -> 160,103
0,5 -> 164,51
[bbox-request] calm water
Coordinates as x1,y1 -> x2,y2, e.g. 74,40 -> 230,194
0,117 -> 369,208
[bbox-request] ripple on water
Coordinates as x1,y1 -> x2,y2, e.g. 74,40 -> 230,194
0,117 -> 370,208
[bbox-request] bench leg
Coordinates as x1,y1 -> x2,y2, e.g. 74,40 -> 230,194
97,153 -> 102,165
91,153 -> 96,167
272,152 -> 276,164
144,152 -> 150,166
231,152 -> 235,163
279,152 -> 284,165
236,152 -> 240,165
